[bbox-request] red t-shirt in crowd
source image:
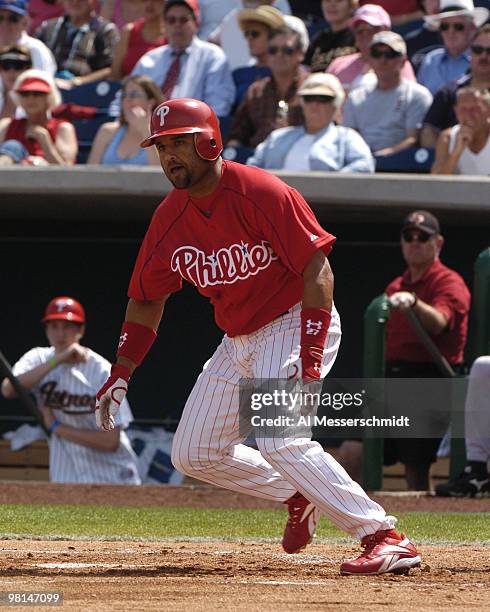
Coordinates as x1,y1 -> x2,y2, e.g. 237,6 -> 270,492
128,160 -> 336,336
121,18 -> 167,76
385,259 -> 470,364
359,0 -> 419,16
5,118 -> 66,158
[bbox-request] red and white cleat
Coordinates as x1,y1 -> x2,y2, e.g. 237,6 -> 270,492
340,529 -> 421,576
282,492 -> 320,554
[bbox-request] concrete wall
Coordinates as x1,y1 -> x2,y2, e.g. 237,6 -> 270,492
1,167 -> 489,431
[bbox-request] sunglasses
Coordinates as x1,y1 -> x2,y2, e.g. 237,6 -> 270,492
440,22 -> 467,32
0,59 -> 30,71
18,91 -> 47,97
165,15 -> 191,25
244,29 -> 261,39
401,230 -> 432,243
370,47 -> 402,59
471,44 -> 490,56
268,45 -> 297,56
0,13 -> 21,24
303,95 -> 335,103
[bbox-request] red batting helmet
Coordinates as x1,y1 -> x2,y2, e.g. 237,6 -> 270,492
42,296 -> 86,324
140,98 -> 223,161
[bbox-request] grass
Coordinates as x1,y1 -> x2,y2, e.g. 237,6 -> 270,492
0,505 -> 489,544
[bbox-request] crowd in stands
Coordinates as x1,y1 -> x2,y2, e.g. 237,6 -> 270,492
0,0 -> 489,171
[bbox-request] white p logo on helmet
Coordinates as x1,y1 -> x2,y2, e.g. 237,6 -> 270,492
157,105 -> 170,126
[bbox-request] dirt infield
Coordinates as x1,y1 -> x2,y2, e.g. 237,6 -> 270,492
1,480 -> 490,512
1,483 -> 489,610
1,540 -> 489,611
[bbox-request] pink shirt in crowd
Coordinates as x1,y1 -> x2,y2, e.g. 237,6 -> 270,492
327,52 -> 416,93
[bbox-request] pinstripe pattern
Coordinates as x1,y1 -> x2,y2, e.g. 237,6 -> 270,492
13,347 -> 141,484
171,304 -> 397,539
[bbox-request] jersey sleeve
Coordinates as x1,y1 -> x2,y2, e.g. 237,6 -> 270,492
430,272 -> 470,330
254,185 -> 336,275
12,347 -> 50,378
128,204 -> 183,301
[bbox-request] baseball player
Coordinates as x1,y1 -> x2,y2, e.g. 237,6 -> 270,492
95,98 -> 421,575
1,296 -> 140,484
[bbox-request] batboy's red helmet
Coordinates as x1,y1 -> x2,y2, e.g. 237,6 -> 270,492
42,296 -> 86,324
140,98 -> 223,161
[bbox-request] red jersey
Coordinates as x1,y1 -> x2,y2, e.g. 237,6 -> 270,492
128,160 -> 336,336
5,118 -> 66,158
385,260 -> 470,364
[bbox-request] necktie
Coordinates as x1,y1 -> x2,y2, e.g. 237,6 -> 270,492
161,50 -> 183,100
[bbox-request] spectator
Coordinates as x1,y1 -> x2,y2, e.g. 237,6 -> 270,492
416,0 -> 489,95
0,296 -> 141,485
327,4 -> 416,93
227,25 -> 306,149
110,0 -> 167,79
435,355 -> 490,497
420,23 -> 490,146
35,0 -> 120,89
0,44 -> 32,119
405,1 -> 443,69
131,0 -> 235,117
100,0 -> 146,30
0,69 -> 77,164
384,211 -> 470,490
304,0 -> 358,72
359,0 -> 424,27
247,71 -> 374,171
342,31 -> 432,156
232,5 -> 285,107
28,0 -> 64,35
208,0 -> 291,70
0,0 -> 56,74
431,86 -> 490,173
88,74 -> 162,165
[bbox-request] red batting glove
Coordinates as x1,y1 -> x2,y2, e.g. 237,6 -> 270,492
300,308 -> 332,382
95,364 -> 131,431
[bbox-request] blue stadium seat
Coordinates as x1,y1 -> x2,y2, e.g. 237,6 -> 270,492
61,80 -> 121,164
218,115 -> 233,141
375,147 -> 435,173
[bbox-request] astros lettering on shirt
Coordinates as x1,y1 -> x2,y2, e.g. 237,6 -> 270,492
129,160 -> 336,336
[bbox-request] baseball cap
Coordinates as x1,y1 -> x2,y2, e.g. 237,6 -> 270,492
0,0 -> 28,16
238,6 -> 285,31
297,73 -> 345,106
402,211 -> 441,235
164,0 -> 200,22
350,4 -> 391,29
370,31 -> 407,56
16,76 -> 52,93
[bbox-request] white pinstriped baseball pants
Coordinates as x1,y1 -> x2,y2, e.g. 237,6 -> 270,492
171,304 -> 396,539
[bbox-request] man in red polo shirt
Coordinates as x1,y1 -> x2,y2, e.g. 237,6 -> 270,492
385,210 -> 471,490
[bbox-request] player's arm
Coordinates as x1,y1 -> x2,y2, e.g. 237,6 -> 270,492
40,405 -> 121,452
389,292 -> 449,335
95,296 -> 169,430
1,344 -> 88,399
300,250 -> 334,381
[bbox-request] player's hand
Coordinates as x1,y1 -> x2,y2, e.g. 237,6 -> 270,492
389,291 -> 416,310
95,364 -> 131,431
56,343 -> 89,365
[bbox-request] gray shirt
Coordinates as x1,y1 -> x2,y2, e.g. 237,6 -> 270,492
342,79 -> 433,152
